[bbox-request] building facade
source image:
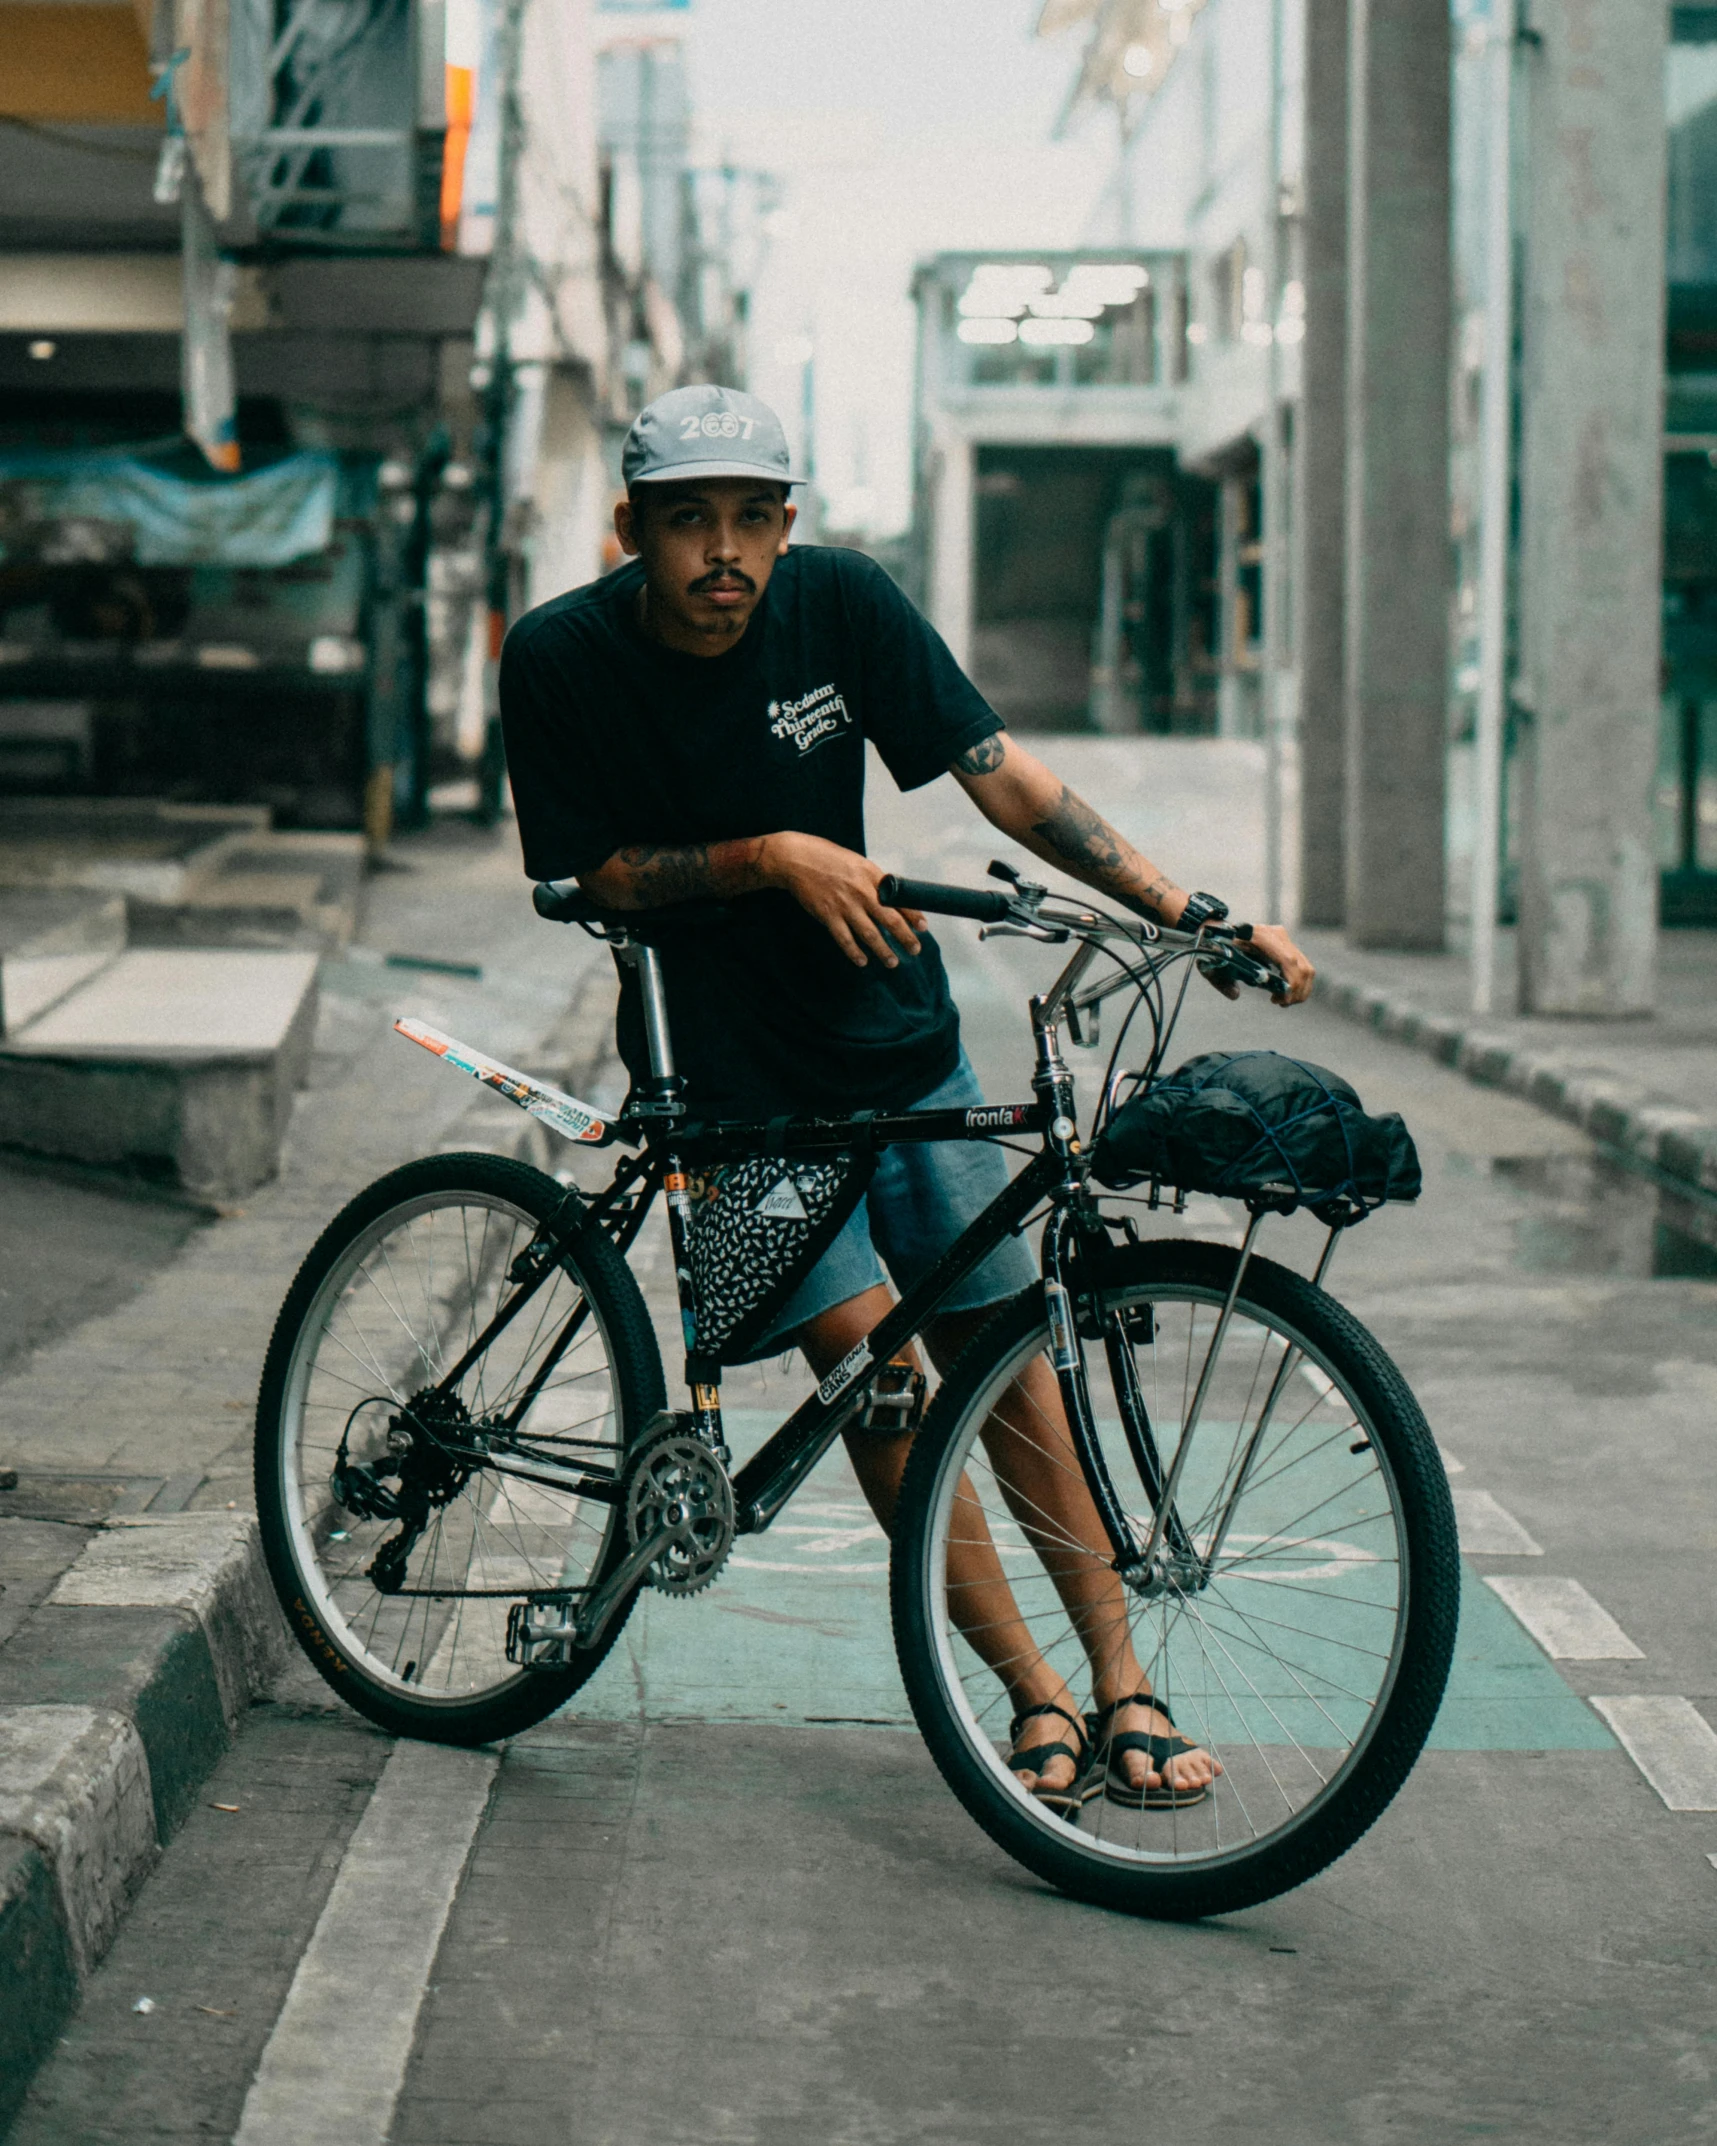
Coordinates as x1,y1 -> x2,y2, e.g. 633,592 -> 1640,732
1041,0 -> 1678,1011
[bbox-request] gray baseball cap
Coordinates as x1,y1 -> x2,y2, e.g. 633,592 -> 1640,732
621,384 -> 804,490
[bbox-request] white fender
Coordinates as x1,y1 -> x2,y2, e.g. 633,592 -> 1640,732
394,1018 -> 614,1145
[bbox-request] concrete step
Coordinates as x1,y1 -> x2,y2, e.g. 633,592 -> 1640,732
0,800 -> 270,903
0,801 -> 365,953
126,831 -> 367,953
0,890 -> 127,1038
0,949 -> 319,1200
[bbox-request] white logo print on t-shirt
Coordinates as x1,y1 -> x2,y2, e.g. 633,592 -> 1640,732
768,682 -> 850,755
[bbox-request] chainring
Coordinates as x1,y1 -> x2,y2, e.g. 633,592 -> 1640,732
624,1430 -> 735,1597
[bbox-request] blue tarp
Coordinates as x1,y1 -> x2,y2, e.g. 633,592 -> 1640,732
0,447 -> 343,567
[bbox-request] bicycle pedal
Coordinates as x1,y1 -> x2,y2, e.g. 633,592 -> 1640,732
506,1597 -> 581,1669
857,1361 -> 926,1433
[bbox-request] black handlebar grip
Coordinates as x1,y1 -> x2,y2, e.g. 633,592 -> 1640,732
877,875 -> 1014,923
532,879 -> 600,924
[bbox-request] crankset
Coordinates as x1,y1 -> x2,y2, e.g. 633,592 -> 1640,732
625,1423 -> 736,1596
505,1418 -> 736,1670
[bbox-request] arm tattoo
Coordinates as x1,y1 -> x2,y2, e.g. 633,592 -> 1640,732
611,842 -> 725,906
952,734 -> 1007,778
1028,784 -> 1131,884
1027,788 -> 1181,917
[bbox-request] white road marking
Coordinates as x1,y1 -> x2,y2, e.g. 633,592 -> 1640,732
1482,1575 -> 1643,1659
1451,1486 -> 1543,1556
1708,1852 -> 1717,1873
1589,1696 -> 1717,1811
1436,1445 -> 1465,1475
233,1741 -> 496,2145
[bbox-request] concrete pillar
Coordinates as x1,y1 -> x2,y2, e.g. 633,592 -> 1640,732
1343,0 -> 1452,948
1296,0 -> 1349,926
1216,470 -> 1244,737
1514,0 -> 1665,1016
927,427 -> 973,670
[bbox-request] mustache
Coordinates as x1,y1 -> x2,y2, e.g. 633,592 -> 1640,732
689,567 -> 756,595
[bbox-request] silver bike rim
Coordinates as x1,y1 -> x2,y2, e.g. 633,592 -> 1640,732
921,1279 -> 1413,1872
277,1188 -> 625,1706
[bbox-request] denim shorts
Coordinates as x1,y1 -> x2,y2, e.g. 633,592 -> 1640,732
754,1047 -> 1039,1350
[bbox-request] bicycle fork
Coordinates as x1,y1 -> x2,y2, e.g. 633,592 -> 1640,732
1043,1208 -> 1270,1600
1065,1215 -> 1348,1598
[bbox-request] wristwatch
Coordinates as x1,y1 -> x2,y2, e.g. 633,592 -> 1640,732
1178,890 -> 1230,929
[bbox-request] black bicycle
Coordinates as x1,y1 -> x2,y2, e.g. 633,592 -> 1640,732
255,865 -> 1458,1920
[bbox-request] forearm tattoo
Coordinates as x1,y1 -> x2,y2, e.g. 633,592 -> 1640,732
610,841 -> 742,906
1028,787 -> 1180,917
1029,784 -> 1131,884
952,735 -> 1007,777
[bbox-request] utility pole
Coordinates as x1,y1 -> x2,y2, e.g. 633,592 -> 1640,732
1470,0 -> 1515,1013
477,0 -> 527,822
1262,0 -> 1290,926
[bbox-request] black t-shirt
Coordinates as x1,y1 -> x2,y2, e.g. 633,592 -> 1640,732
500,545 -> 1002,1117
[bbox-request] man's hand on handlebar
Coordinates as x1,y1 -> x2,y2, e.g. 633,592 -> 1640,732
758,832 -> 925,970
1203,922 -> 1313,1007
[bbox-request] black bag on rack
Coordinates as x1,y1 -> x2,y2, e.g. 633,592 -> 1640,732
1089,1051 -> 1420,1225
684,1152 -> 876,1364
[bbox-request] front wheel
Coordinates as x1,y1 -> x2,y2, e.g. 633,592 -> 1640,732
890,1239 -> 1459,1920
255,1151 -> 666,1745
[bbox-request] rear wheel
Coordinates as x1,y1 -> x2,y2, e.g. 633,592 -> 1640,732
255,1151 -> 665,1745
890,1239 -> 1459,1919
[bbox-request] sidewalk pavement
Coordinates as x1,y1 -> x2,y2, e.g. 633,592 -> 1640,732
1305,925 -> 1717,1199
0,820 -> 612,1513
0,819 -> 616,2119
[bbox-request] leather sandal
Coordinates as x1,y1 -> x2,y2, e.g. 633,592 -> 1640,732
1007,1700 -> 1100,1814
1088,1692 -> 1210,1810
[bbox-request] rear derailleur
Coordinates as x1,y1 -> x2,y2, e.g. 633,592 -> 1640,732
331,1392 -> 478,1595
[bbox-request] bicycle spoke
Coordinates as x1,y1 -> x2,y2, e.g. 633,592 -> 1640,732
912,1261 -> 1435,1890
275,1184 -> 632,1707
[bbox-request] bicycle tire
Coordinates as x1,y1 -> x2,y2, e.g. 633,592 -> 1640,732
890,1238 -> 1459,1920
255,1150 -> 666,1745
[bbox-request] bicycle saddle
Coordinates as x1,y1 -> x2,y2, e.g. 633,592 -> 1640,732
533,879 -> 605,924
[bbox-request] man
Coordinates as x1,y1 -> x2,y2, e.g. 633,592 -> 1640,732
502,384 -> 1315,1810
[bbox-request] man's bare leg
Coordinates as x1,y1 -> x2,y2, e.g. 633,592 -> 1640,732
798,1290 -> 1218,1800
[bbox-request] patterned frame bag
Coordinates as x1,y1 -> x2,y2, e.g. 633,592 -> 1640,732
684,1151 -> 877,1364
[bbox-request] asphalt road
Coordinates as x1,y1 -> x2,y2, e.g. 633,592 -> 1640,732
10,758 -> 1717,2143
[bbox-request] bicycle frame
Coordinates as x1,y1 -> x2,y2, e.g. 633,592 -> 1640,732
392,880 -> 1338,1620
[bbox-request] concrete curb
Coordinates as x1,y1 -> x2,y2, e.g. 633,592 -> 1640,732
1314,969 -> 1717,1196
0,1514 -> 286,2130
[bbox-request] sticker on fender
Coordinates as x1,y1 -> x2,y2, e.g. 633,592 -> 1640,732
394,1019 -> 611,1144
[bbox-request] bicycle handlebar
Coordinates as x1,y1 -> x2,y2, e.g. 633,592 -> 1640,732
538,868 -> 1286,995
875,874 -> 1013,923
1198,945 -> 1284,994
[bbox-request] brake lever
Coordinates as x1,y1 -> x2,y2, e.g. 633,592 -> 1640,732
979,921 -> 1070,944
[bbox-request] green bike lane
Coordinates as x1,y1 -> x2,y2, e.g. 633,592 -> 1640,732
572,1412 -> 1613,1758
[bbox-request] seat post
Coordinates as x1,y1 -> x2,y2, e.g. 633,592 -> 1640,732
631,941 -> 676,1082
